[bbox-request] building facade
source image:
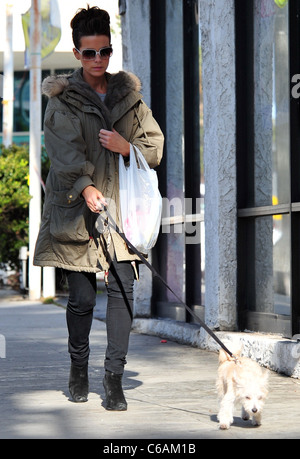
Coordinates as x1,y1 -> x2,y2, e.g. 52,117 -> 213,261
120,0 -> 300,377
1,0 -> 299,376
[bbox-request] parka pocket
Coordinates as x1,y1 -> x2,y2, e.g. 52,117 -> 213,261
50,190 -> 90,243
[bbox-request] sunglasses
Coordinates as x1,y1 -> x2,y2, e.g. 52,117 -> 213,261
75,46 -> 113,61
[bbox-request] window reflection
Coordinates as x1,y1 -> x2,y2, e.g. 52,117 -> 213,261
254,0 -> 290,207
252,1 -> 290,317
253,214 -> 290,316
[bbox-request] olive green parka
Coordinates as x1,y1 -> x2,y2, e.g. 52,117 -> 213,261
33,68 -> 164,273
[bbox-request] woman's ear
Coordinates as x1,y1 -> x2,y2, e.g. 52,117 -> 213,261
73,48 -> 81,60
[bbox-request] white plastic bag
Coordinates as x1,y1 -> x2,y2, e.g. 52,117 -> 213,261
119,144 -> 162,253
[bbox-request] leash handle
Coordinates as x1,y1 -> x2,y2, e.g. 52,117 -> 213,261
100,207 -> 234,359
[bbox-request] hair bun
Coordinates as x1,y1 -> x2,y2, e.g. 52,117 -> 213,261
71,6 -> 111,48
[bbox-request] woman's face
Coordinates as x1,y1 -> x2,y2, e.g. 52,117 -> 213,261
73,35 -> 111,81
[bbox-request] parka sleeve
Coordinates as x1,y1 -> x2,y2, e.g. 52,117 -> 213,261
130,100 -> 164,169
44,101 -> 95,198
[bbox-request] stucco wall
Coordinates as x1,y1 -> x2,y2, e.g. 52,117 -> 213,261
120,0 -> 152,316
120,0 -> 151,106
200,0 -> 237,330
121,0 -> 238,327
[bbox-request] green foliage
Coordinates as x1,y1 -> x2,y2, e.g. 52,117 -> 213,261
0,144 -> 50,269
0,144 -> 31,269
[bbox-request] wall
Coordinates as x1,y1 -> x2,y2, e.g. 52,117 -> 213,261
120,0 -> 151,106
120,0 -> 152,316
200,0 -> 237,330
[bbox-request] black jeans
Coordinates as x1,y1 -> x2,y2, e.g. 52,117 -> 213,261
64,259 -> 134,374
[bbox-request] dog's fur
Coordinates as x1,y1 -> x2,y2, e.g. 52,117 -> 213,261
216,345 -> 269,430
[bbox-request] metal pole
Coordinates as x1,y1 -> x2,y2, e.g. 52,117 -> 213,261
43,267 -> 56,299
3,2 -> 14,147
28,0 -> 42,300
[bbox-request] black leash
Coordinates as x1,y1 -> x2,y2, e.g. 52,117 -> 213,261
100,207 -> 234,359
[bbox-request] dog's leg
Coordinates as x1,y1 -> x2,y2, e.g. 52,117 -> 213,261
241,406 -> 250,421
217,393 -> 235,430
252,412 -> 262,427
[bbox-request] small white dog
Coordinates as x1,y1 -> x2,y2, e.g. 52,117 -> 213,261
216,346 -> 269,430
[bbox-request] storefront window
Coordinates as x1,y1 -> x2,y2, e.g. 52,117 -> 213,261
252,0 -> 290,316
237,0 -> 293,334
253,0 -> 290,208
273,214 -> 290,315
14,71 -> 30,132
253,214 -> 290,315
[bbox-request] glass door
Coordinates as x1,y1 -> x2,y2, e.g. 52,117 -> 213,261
236,0 -> 300,337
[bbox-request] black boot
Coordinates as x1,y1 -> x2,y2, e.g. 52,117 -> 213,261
103,370 -> 127,411
69,363 -> 89,403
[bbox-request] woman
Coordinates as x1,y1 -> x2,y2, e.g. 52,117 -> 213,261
34,6 -> 164,410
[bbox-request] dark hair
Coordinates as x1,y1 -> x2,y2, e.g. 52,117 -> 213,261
70,5 -> 111,49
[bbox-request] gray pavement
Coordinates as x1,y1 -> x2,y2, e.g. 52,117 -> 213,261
0,287 -> 300,440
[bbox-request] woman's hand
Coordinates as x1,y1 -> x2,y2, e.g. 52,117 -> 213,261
82,185 -> 107,213
99,128 -> 130,157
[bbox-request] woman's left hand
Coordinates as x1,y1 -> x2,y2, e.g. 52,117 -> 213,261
99,128 -> 130,157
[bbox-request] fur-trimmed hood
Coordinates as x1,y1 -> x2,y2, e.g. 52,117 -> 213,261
42,69 -> 142,111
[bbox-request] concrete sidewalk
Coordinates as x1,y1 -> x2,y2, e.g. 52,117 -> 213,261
0,288 -> 300,440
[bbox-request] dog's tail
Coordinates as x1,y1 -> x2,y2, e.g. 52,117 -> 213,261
219,342 -> 242,363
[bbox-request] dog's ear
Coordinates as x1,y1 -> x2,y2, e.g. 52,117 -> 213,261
223,341 -> 243,358
231,343 -> 243,357
232,370 -> 242,387
219,349 -> 231,363
219,341 -> 242,363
